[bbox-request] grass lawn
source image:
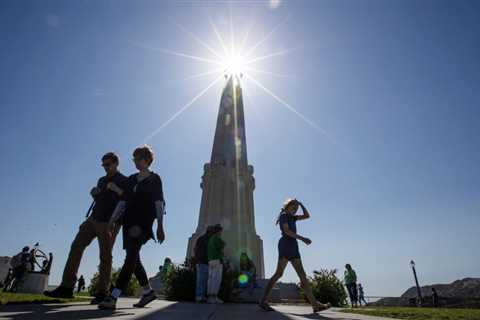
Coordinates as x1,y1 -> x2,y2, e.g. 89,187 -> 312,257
0,292 -> 90,305
340,306 -> 480,320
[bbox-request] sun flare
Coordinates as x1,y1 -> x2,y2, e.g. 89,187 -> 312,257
139,10 -> 332,143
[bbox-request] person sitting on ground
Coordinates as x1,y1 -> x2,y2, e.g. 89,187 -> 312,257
344,263 -> 358,308
193,225 -> 215,303
239,252 -> 257,293
259,198 -> 330,313
207,224 -> 225,304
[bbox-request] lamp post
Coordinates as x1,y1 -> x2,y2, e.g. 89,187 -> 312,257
410,260 -> 422,306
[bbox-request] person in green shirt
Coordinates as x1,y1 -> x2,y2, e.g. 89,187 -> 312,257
207,224 -> 225,304
344,264 -> 358,307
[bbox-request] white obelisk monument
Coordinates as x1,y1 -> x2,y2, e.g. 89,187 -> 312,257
186,75 -> 265,278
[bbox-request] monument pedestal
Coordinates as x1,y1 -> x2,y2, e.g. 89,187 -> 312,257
232,279 -> 304,303
17,272 -> 49,294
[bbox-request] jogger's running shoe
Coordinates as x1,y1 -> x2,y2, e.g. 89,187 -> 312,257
133,290 -> 157,308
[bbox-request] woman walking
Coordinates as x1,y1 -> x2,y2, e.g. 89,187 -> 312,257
259,198 -> 330,313
99,145 -> 166,310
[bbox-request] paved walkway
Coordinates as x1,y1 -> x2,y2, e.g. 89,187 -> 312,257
0,299 -> 396,320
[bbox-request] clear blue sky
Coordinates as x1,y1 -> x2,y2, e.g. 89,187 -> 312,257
1,0 -> 479,297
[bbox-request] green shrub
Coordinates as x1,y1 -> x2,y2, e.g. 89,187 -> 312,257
163,260 -> 240,302
309,268 -> 348,307
88,268 -> 140,297
163,263 -> 196,301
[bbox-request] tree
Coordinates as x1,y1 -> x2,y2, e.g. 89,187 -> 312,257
309,268 -> 348,307
88,268 -> 140,297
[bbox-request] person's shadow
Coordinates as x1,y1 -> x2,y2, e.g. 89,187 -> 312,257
0,302 -> 135,320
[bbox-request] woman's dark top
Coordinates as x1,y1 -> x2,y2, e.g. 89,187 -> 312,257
122,172 -> 164,248
277,212 -> 301,260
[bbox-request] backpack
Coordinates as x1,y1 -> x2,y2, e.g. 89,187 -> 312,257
10,253 -> 24,268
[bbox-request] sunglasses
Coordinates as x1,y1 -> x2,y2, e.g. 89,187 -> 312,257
102,162 -> 113,167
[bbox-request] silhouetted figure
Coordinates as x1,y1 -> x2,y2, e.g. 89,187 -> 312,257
99,145 -> 166,310
9,246 -> 31,292
259,199 -> 330,313
2,269 -> 14,292
344,264 -> 358,308
358,283 -> 367,306
207,224 -> 225,304
432,288 -> 439,307
193,225 -> 215,302
44,152 -> 128,304
77,275 -> 86,293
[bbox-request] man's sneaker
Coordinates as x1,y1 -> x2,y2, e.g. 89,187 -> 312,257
215,297 -> 224,304
43,286 -> 73,299
207,296 -> 216,304
133,290 -> 157,308
98,296 -> 117,310
195,296 -> 206,303
90,293 -> 106,305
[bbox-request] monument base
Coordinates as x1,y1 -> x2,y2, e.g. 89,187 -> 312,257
17,272 -> 49,294
232,279 -> 304,303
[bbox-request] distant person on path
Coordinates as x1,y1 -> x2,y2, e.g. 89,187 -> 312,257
239,252 -> 257,294
259,199 -> 330,313
358,283 -> 367,306
193,225 -> 214,302
77,275 -> 86,293
44,152 -> 128,304
432,288 -> 439,307
344,263 -> 358,307
207,224 -> 225,304
99,145 -> 166,310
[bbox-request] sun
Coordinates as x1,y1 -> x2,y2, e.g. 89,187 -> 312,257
140,10 -> 333,144
223,54 -> 246,76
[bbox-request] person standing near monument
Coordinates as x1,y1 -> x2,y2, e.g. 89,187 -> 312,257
99,145 -> 166,310
193,225 -> 214,302
259,199 -> 330,313
344,263 -> 358,308
207,224 -> 225,304
44,152 -> 127,304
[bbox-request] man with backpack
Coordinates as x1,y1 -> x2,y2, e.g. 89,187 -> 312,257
44,152 -> 129,304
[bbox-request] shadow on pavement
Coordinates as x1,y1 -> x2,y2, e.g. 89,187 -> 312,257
0,303 -> 135,320
0,301 -> 354,320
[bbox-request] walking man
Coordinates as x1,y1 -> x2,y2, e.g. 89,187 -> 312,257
44,152 -> 128,304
